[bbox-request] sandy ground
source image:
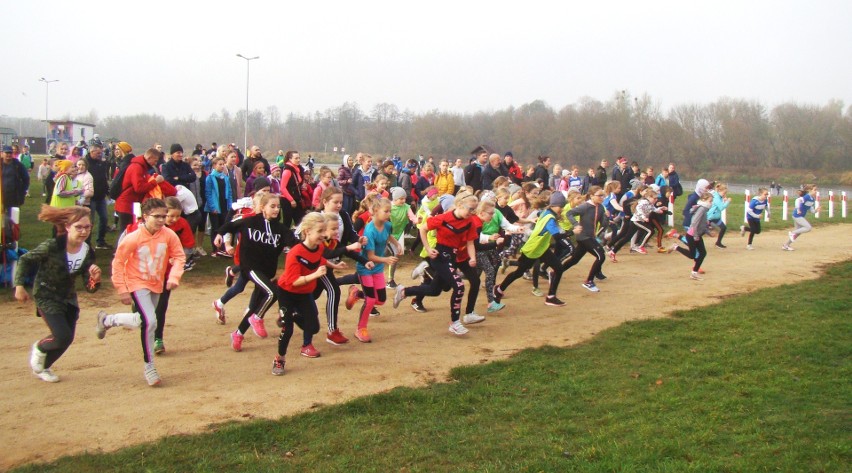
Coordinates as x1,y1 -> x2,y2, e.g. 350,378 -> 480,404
1,225 -> 850,470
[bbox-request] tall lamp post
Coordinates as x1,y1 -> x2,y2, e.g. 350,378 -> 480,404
39,77 -> 59,147
236,54 -> 259,154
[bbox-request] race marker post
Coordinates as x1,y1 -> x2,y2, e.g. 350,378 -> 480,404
668,193 -> 674,227
743,189 -> 750,223
814,191 -> 821,218
782,190 -> 788,221
828,191 -> 834,218
843,191 -> 847,218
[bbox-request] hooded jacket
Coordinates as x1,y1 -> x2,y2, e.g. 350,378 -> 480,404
338,156 -> 354,196
682,179 -> 710,228
115,155 -> 177,214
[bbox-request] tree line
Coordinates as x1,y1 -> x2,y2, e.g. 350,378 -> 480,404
4,92 -> 850,174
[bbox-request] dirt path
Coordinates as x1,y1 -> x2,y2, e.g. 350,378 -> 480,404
1,225 -> 850,470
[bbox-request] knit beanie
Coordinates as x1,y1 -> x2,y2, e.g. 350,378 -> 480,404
117,142 -> 132,154
252,176 -> 271,193
391,187 -> 406,201
170,143 -> 184,155
549,191 -> 566,207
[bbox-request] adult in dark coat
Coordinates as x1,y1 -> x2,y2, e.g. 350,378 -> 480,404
1,145 -> 30,212
595,159 -> 609,187
611,157 -> 633,199
161,144 -> 197,188
84,143 -> 113,248
532,156 -> 552,190
481,153 -> 506,191
239,145 -> 270,182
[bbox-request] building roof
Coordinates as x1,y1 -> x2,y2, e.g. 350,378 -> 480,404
41,120 -> 97,127
0,127 -> 16,136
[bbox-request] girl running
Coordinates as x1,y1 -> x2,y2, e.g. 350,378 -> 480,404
215,192 -> 297,351
708,182 -> 732,249
783,185 -> 816,251
353,198 -> 402,342
670,193 -> 713,280
386,187 -> 417,288
494,193 -> 569,307
273,213 -> 336,374
740,187 -> 769,250
393,193 -> 481,335
15,206 -> 101,383
562,186 -> 608,293
97,199 -> 186,386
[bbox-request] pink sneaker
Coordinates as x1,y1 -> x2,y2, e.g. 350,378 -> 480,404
636,247 -> 648,255
354,327 -> 372,343
249,314 -> 268,338
300,344 -> 321,358
230,331 -> 244,352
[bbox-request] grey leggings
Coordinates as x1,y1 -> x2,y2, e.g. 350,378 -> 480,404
476,249 -> 501,303
791,216 -> 812,237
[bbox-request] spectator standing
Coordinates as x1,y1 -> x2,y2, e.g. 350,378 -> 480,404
338,154 -> 356,214
84,143 -> 112,249
161,144 -> 197,189
450,158 -> 466,194
1,145 -> 30,213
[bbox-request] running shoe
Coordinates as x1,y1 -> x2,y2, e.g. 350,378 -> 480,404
665,228 -> 679,238
629,246 -> 639,253
657,247 -> 668,253
667,244 -> 679,254
326,329 -> 349,345
462,312 -> 485,325
30,342 -> 46,374
582,281 -> 600,293
715,243 -> 727,249
545,296 -> 567,307
531,287 -> 544,297
345,285 -> 360,310
249,314 -> 268,338
636,247 -> 648,255
154,338 -> 165,355
300,344 -> 321,358
746,244 -> 754,250
697,268 -> 706,274
522,271 -> 533,280
230,331 -> 244,352
272,356 -> 286,376
595,272 -> 607,281
96,310 -> 109,339
487,301 -> 505,312
781,244 -> 795,251
37,368 -> 60,383
212,300 -> 226,325
690,271 -> 704,280
196,247 -> 208,256
393,284 -> 406,308
410,300 -> 427,313
411,261 -> 429,280
370,308 -> 381,317
224,266 -> 234,287
387,279 -> 398,289
354,327 -> 372,343
448,320 -> 469,335
144,363 -> 161,386
493,285 -> 505,303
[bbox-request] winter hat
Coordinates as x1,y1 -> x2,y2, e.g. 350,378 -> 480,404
439,194 -> 455,212
549,192 -> 566,207
169,143 -> 184,154
391,187 -> 406,201
695,178 -> 710,195
117,142 -> 132,154
1,145 -> 12,153
562,169 -> 570,177
55,160 -> 74,173
252,176 -> 270,193
504,151 -> 513,158
426,188 -> 438,199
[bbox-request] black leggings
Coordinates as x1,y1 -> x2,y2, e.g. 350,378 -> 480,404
746,218 -> 761,244
281,201 -> 305,229
277,291 -> 319,356
36,302 -> 79,369
561,238 -> 606,283
404,248 -> 465,321
710,218 -> 727,244
500,247 -> 564,297
314,273 -> 343,332
611,221 -> 639,254
237,270 -> 278,335
154,283 -> 171,340
677,236 -> 707,271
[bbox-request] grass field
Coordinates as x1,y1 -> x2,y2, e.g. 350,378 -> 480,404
9,260 -> 850,471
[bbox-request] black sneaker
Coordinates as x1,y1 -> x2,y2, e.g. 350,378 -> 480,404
370,308 -> 381,317
595,272 -> 607,281
410,300 -> 427,313
545,296 -> 566,307
715,242 -> 727,249
387,280 -> 398,289
95,242 -> 113,250
224,266 -> 234,288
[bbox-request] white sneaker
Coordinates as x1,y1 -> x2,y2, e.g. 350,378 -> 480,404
781,244 -> 795,251
690,271 -> 703,280
411,261 -> 428,280
462,312 -> 485,325
746,244 -> 754,250
393,284 -> 406,309
30,342 -> 46,374
144,363 -> 162,386
448,320 -> 469,335
36,368 -> 59,383
96,311 -> 108,339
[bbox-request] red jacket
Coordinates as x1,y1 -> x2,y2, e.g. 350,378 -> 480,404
115,155 -> 177,213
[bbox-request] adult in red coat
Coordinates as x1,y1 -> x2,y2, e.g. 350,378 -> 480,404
115,148 -> 177,231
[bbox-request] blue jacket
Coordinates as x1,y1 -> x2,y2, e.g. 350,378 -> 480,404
707,191 -> 730,221
204,171 -> 233,214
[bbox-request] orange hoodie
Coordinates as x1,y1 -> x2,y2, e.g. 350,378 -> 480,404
111,225 -> 186,295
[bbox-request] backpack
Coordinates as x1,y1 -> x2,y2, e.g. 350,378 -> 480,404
108,162 -> 138,200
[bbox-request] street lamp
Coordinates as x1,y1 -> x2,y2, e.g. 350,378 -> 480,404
39,77 -> 59,144
236,54 -> 259,154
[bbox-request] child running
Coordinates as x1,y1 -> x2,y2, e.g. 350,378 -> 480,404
215,191 -> 297,351
386,187 -> 417,288
273,213 -> 335,374
494,192 -> 570,307
740,187 -> 769,250
782,184 -> 817,251
353,198 -> 402,342
15,206 -> 101,383
562,186 -> 608,293
97,199 -> 186,386
393,192 -> 480,335
707,183 -> 732,249
670,193 -> 713,280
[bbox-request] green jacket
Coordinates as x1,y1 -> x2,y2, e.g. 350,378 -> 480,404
14,235 -> 95,307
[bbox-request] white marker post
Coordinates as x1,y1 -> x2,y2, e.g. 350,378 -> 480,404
667,193 -> 674,227
743,189 -> 750,223
828,191 -> 834,218
782,190 -> 788,221
814,191 -> 820,218
843,191 -> 848,218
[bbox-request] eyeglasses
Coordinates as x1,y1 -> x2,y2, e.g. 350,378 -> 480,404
148,214 -> 168,219
594,193 -> 606,197
72,225 -> 92,231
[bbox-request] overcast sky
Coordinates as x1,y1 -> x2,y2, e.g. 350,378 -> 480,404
4,0 -> 851,121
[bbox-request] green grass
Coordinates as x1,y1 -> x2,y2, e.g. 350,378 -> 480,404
13,260 -> 851,472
